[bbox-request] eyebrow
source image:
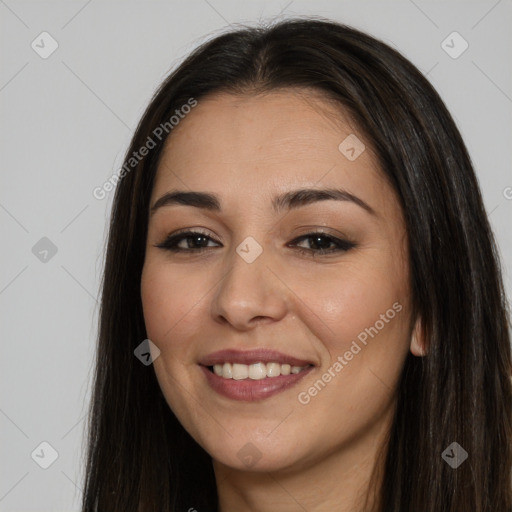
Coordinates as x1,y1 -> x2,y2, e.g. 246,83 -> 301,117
150,188 -> 376,216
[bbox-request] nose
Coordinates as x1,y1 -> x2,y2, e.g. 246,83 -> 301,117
210,245 -> 288,330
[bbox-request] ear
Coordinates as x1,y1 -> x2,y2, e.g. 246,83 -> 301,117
410,318 -> 427,357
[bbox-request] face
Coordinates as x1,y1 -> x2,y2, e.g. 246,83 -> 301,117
141,89 -> 417,474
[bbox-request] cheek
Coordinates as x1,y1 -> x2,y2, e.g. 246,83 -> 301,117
325,281 -> 407,349
286,253 -> 411,414
291,256 -> 409,352
140,261 -> 206,425
140,261 -> 203,354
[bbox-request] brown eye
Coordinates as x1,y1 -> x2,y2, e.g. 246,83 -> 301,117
155,230 -> 221,252
290,233 -> 356,256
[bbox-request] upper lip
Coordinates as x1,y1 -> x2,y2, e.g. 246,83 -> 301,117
199,348 -> 315,367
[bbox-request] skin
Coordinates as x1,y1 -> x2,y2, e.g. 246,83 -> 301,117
140,89 -> 424,512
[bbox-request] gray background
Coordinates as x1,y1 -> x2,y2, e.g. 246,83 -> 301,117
1,1 -> 511,510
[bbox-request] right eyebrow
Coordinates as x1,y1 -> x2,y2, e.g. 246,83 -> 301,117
150,191 -> 220,216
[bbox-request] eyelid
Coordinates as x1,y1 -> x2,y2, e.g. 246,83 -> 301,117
167,227 -> 217,239
290,225 -> 350,239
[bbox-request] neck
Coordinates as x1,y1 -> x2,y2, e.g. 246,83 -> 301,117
213,407 -> 392,512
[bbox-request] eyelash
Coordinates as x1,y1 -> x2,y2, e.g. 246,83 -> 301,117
155,229 -> 356,256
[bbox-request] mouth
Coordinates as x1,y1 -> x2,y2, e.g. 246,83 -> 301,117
199,349 -> 315,401
206,361 -> 311,380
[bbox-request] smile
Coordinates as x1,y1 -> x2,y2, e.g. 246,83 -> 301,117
198,349 -> 315,401
209,362 -> 310,380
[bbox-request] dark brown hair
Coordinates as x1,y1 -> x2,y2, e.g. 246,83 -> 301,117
81,17 -> 512,512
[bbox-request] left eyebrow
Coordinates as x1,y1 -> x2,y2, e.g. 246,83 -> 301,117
149,187 -> 376,216
271,188 -> 376,215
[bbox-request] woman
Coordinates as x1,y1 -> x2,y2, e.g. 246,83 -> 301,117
82,17 -> 512,512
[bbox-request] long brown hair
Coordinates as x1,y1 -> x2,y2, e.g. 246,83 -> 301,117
81,17 -> 512,511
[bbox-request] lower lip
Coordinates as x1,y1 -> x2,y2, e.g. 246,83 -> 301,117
200,365 -> 314,402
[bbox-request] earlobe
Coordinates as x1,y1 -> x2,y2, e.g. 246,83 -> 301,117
410,319 -> 427,357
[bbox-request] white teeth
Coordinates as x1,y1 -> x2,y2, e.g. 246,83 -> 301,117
248,362 -> 266,380
266,362 -> 280,377
222,362 -> 232,379
232,363 -> 249,380
210,361 -> 309,380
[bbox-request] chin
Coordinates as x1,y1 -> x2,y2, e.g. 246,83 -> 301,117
201,432 -> 309,474
212,450 -> 302,473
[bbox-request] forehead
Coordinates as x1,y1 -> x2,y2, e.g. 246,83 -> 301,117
152,89 -> 392,214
